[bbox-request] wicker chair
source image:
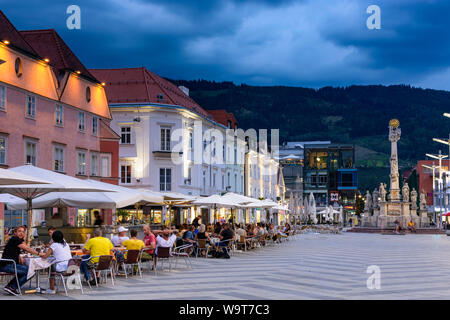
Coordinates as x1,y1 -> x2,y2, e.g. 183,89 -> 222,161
196,239 -> 210,258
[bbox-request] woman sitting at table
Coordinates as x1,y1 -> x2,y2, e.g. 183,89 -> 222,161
194,224 -> 211,243
193,224 -> 210,257
39,230 -> 72,294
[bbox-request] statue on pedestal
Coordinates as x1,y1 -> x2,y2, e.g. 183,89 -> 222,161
402,182 -> 410,202
411,188 -> 418,210
420,189 -> 427,211
364,190 -> 372,212
380,183 -> 387,202
372,188 -> 380,209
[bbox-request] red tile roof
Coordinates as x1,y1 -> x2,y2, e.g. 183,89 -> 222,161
89,67 -> 212,118
207,109 -> 238,129
20,29 -> 99,83
0,10 -> 39,57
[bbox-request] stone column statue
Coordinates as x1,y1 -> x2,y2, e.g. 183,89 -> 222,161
388,119 -> 401,201
420,189 -> 427,211
380,183 -> 387,202
402,182 -> 410,202
410,188 -> 418,210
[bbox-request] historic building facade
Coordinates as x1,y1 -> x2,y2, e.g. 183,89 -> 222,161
90,67 -> 245,197
0,11 -> 119,236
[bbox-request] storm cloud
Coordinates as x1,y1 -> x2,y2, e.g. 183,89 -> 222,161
1,0 -> 450,89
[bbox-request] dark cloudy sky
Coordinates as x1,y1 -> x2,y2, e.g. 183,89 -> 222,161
2,0 -> 450,89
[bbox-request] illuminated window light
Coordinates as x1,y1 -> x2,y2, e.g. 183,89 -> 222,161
44,58 -> 50,63
76,70 -> 81,74
3,40 -> 10,45
101,82 -> 106,86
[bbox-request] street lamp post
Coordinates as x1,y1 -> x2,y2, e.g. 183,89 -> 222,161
422,163 -> 439,227
426,151 -> 448,229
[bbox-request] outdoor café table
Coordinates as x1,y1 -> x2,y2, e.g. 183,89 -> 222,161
210,238 -> 220,246
72,247 -> 126,257
23,255 -> 54,293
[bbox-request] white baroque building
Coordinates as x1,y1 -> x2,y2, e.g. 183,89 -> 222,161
90,68 -> 244,197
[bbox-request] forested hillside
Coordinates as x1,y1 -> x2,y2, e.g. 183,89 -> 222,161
171,80 -> 450,191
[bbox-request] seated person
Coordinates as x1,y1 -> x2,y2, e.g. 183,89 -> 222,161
284,223 -> 291,234
235,224 -> 251,248
0,226 -> 40,296
407,220 -> 417,233
268,224 -> 278,242
46,227 -> 56,246
155,229 -> 178,254
122,229 -> 145,259
194,224 -> 212,256
213,222 -> 222,236
214,223 -> 235,254
142,224 -> 156,262
39,230 -> 72,294
182,225 -> 196,245
80,229 -> 114,284
111,226 -> 129,247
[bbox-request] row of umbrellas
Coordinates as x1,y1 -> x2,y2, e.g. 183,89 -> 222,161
0,165 -> 290,242
287,192 -> 344,224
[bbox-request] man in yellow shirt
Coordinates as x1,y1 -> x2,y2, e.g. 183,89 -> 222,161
407,220 -> 417,233
80,228 -> 114,283
122,229 -> 145,259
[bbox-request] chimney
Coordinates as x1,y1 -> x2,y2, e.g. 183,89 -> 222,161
178,86 -> 189,96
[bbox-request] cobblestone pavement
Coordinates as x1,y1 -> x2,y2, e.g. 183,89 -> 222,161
2,232 -> 450,300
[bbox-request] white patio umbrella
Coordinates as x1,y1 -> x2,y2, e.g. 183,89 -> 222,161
0,165 -> 116,243
222,192 -> 257,205
144,191 -> 197,226
273,204 -> 290,211
193,194 -> 242,224
6,179 -> 164,210
192,194 -> 241,208
0,168 -> 51,186
329,205 -> 340,223
308,192 -> 317,224
222,192 -> 258,224
303,196 -> 309,223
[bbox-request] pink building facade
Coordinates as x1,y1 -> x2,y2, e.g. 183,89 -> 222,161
0,11 -> 119,237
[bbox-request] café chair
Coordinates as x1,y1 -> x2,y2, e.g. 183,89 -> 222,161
153,246 -> 172,275
122,249 -> 143,279
216,239 -> 233,257
195,239 -> 210,258
173,244 -> 193,269
46,258 -> 84,296
88,255 -> 115,287
0,258 -> 22,295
